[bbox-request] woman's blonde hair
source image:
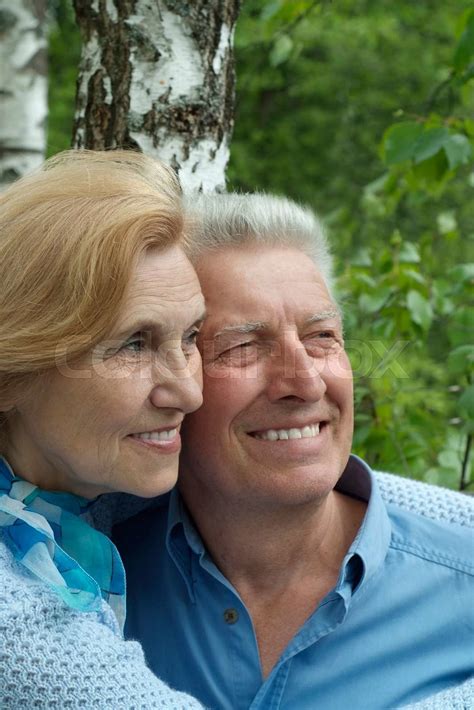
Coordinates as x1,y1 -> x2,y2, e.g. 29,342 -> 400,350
0,149 -> 183,417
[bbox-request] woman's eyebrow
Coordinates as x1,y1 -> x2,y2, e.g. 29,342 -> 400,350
114,310 -> 207,339
193,309 -> 207,327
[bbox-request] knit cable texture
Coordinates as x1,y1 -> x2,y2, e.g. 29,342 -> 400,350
402,678 -> 474,710
377,472 -> 474,709
0,533 -> 204,709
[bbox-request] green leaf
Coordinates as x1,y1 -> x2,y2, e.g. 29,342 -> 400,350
398,241 -> 420,263
453,10 -> 474,71
425,467 -> 460,488
354,272 -> 377,288
436,211 -> 458,235
382,122 -> 423,165
447,345 -> 474,376
443,134 -> 473,170
409,150 -> 450,191
358,288 -> 392,314
437,450 -> 460,470
406,290 -> 433,331
413,127 -> 450,164
270,34 -> 293,66
459,385 -> 474,421
448,308 -> 474,347
260,1 -> 283,21
448,263 -> 474,283
352,248 -> 372,267
402,269 -> 426,285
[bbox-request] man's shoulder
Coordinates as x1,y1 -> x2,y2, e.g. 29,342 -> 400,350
371,470 -> 473,574
113,496 -> 170,550
375,470 -> 473,527
385,500 -> 474,576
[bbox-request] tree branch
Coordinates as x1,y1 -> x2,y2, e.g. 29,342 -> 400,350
460,433 -> 472,491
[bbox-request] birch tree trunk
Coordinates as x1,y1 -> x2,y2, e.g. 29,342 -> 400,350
0,0 -> 48,190
72,0 -> 240,192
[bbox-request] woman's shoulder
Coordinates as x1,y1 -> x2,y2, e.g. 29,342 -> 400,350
0,531 -> 203,709
0,529 -> 43,599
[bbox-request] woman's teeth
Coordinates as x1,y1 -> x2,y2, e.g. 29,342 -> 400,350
253,424 -> 320,441
131,428 -> 177,442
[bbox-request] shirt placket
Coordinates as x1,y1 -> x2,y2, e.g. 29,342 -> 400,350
195,552 -> 264,710
248,593 -> 349,710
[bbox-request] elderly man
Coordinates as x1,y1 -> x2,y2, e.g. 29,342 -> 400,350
114,194 -> 473,710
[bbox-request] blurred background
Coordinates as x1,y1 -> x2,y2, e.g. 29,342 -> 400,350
45,0 -> 474,487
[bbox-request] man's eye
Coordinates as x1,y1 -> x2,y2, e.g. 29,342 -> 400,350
218,342 -> 255,363
305,331 -> 342,352
227,342 -> 253,353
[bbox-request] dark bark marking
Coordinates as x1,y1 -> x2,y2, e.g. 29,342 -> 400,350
20,47 -> 47,75
73,0 -> 241,164
73,0 -> 137,149
0,9 -> 17,34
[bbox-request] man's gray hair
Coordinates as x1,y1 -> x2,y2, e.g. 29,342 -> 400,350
183,192 -> 334,293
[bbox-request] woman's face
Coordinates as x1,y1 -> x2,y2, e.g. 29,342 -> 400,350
5,246 -> 205,498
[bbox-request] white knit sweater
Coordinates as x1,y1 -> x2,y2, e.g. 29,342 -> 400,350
0,528 -> 204,708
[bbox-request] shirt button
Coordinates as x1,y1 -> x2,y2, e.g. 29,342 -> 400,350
223,608 -> 239,624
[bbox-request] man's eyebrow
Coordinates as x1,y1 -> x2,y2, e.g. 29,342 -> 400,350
213,321 -> 268,338
305,309 -> 341,325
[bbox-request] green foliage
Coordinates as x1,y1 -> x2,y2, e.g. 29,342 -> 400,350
48,1 -> 473,488
47,0 -> 81,155
338,229 -> 473,487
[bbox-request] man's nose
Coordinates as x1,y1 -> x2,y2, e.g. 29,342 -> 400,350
149,347 -> 203,414
265,337 -> 327,403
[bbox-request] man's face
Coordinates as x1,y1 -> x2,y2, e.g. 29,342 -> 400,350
180,246 -> 354,510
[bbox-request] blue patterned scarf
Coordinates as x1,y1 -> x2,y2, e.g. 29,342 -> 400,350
0,456 -> 125,630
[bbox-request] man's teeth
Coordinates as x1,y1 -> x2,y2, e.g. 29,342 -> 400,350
254,424 -> 320,441
132,428 -> 177,442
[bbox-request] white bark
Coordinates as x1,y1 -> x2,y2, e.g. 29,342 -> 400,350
73,0 -> 240,193
0,0 -> 48,190
127,5 -> 234,192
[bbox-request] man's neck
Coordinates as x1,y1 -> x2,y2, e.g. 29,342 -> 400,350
181,485 -> 365,592
180,480 -> 366,678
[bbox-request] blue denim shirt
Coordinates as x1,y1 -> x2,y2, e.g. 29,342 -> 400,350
115,457 -> 474,710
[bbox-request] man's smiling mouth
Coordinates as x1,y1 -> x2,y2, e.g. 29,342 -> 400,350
250,423 -> 323,441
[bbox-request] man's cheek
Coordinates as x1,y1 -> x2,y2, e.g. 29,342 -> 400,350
325,350 -> 353,381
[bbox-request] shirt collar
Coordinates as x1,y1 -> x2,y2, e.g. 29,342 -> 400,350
335,454 -> 392,596
166,454 -> 392,600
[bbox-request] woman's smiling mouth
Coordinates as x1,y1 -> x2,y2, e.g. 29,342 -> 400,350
128,427 -> 181,453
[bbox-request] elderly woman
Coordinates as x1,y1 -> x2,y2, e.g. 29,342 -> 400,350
0,150 -> 205,708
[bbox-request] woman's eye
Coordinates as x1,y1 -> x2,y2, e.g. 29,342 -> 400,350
182,328 -> 200,351
119,333 -> 147,354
